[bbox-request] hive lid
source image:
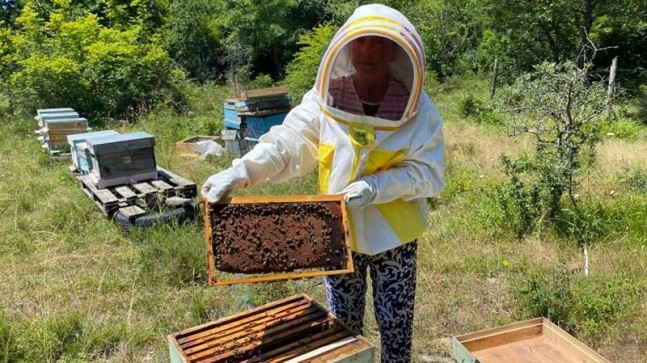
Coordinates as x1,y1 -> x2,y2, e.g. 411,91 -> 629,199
87,132 -> 156,151
66,130 -> 120,145
37,107 -> 75,115
39,113 -> 81,122
240,86 -> 289,100
43,116 -> 86,124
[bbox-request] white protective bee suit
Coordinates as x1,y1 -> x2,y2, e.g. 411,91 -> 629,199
202,4 -> 445,256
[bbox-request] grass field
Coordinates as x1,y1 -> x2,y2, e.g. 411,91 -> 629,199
1,78 -> 646,362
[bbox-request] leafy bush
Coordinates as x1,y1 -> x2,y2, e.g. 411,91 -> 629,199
8,5 -> 179,122
252,73 -> 274,88
553,202 -> 613,243
618,166 -> 647,194
459,95 -> 503,125
285,24 -> 335,103
515,266 -> 642,343
607,117 -> 645,140
496,61 -> 610,240
497,153 -> 563,237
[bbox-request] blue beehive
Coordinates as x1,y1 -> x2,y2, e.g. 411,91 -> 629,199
222,87 -> 291,151
240,109 -> 289,138
223,99 -> 241,130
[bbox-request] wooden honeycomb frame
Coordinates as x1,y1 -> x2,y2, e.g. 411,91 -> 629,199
167,294 -> 375,362
203,194 -> 354,286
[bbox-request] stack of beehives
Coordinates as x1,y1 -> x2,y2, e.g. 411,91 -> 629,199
222,86 -> 292,156
65,129 -> 158,189
85,132 -> 158,189
35,108 -> 89,157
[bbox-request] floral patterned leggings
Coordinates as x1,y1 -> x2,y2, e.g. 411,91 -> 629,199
324,241 -> 417,363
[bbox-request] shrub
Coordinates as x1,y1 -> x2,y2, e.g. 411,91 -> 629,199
515,266 -> 642,343
618,166 -> 647,194
9,5 -> 179,122
606,117 -> 644,140
285,24 -> 335,103
459,95 -> 503,125
497,153 -> 562,237
496,60 -> 611,241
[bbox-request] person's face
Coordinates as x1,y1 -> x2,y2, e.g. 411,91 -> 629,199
349,36 -> 396,76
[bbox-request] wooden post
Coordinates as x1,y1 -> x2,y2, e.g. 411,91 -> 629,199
605,56 -> 618,119
489,59 -> 499,100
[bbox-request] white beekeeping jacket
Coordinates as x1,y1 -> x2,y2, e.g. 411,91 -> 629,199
228,4 -> 445,255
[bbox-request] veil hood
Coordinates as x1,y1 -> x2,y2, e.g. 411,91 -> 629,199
315,4 -> 426,127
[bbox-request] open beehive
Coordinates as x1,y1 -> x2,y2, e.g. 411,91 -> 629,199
168,294 -> 375,363
452,317 -> 610,363
204,195 -> 353,286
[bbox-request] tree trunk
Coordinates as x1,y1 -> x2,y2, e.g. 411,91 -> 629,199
489,59 -> 499,100
606,56 -> 618,119
273,44 -> 282,79
577,0 -> 593,68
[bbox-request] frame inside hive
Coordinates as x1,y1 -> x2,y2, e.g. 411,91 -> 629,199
168,294 -> 374,363
204,194 -> 353,286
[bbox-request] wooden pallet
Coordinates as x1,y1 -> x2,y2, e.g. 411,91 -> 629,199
45,148 -> 73,161
78,166 -> 197,218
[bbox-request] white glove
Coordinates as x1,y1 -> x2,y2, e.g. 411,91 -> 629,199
201,168 -> 245,203
340,179 -> 376,209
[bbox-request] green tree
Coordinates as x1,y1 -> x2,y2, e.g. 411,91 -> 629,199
208,0 -> 328,82
484,0 -> 580,71
285,24 -> 335,102
481,0 -> 647,87
9,2 -> 177,121
497,56 -> 613,273
413,0 -> 485,78
164,0 -> 223,82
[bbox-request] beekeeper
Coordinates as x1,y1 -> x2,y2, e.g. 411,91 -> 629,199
202,4 -> 444,362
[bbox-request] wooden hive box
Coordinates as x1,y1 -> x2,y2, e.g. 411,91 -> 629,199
237,86 -> 291,112
204,195 -> 353,286
87,132 -> 158,189
67,130 -> 120,171
168,294 -> 375,363
452,318 -> 610,363
239,108 -> 290,139
223,100 -> 242,130
42,117 -> 90,151
44,117 -> 87,130
176,135 -> 224,157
